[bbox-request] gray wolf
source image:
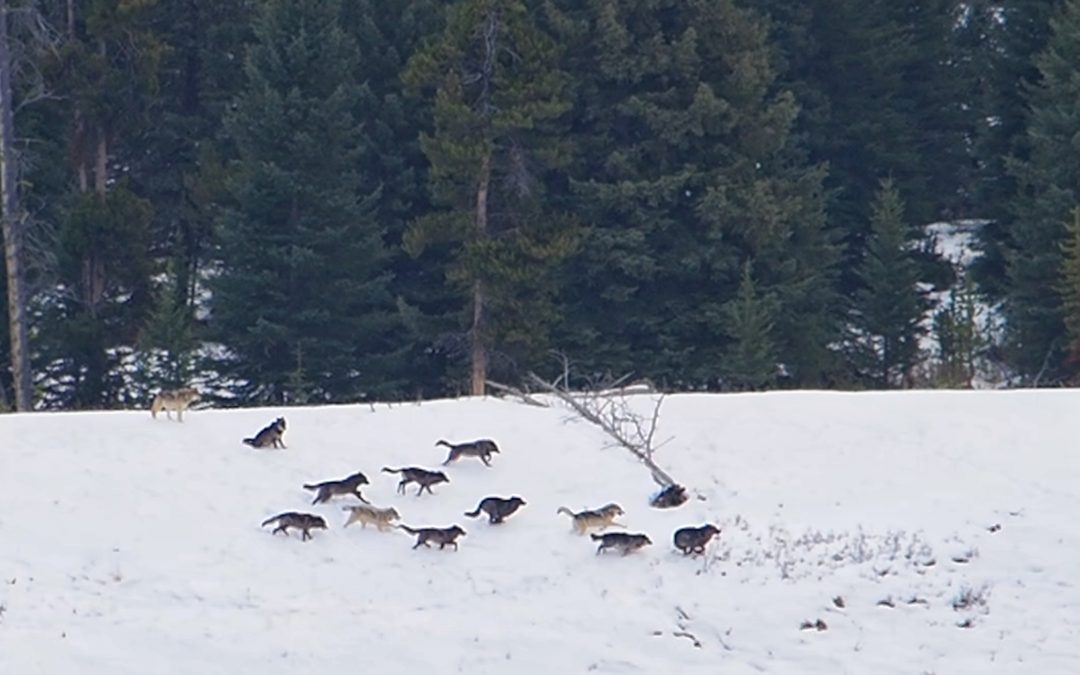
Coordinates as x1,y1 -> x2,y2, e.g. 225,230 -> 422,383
591,531 -> 652,555
243,417 -> 287,449
438,438 -> 500,466
557,503 -> 625,535
464,496 -> 526,524
398,524 -> 466,550
673,524 -> 721,555
150,388 -> 200,422
342,504 -> 401,531
381,466 -> 449,496
303,471 -> 370,505
261,512 -> 327,541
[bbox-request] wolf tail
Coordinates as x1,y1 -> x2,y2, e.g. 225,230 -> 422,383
396,524 -> 418,534
261,514 -> 283,527
556,506 -> 574,517
381,466 -> 402,474
435,439 -> 453,449
463,506 -> 482,518
242,438 -> 257,447
590,533 -> 604,541
301,483 -> 319,491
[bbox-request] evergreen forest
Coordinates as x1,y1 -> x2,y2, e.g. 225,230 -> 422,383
1,0 -> 1079,410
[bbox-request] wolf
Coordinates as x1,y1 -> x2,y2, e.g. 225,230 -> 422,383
438,438 -> 500,466
556,503 -> 626,535
243,417 -> 287,449
261,512 -> 327,541
464,496 -> 526,524
591,531 -> 652,556
398,524 -> 466,550
342,504 -> 401,531
673,524 -> 721,555
381,466 -> 449,496
303,471 -> 370,505
150,387 -> 200,422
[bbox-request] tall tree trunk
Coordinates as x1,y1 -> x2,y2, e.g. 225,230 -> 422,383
0,0 -> 32,411
470,152 -> 490,396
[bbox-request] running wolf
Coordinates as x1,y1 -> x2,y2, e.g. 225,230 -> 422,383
398,524 -> 466,550
150,388 -> 200,422
342,504 -> 401,531
303,471 -> 370,505
261,512 -> 327,541
243,417 -> 287,449
673,524 -> 721,555
464,496 -> 526,524
591,531 -> 652,556
381,466 -> 449,496
438,438 -> 500,466
556,503 -> 625,535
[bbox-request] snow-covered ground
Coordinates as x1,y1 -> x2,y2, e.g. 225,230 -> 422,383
2,390 -> 1078,673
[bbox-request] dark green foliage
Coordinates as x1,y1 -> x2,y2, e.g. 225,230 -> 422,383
933,272 -> 986,388
848,180 -> 928,387
37,186 -> 156,408
720,264 -> 779,390
548,0 -> 840,388
1001,0 -> 1080,382
404,0 -> 579,388
208,0 -> 399,403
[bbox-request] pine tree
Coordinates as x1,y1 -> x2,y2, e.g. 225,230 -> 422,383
969,0 -> 1059,298
547,0 -> 841,388
933,271 -> 986,388
1002,0 -> 1080,382
1058,208 -> 1080,369
720,264 -> 778,390
404,0 -> 578,395
29,0 -> 165,408
209,0 -> 399,403
849,179 -> 928,387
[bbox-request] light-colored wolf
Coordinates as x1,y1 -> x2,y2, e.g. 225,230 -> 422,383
556,503 -> 625,535
150,388 -> 200,422
342,504 -> 401,531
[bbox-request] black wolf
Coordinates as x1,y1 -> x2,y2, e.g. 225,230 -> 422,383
464,496 -> 526,524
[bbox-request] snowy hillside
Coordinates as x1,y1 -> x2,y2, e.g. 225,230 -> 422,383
2,391 -> 1078,674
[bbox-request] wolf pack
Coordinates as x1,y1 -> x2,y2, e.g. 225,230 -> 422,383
151,387 -> 723,557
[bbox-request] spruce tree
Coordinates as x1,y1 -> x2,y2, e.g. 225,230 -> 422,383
849,179 -> 928,387
1002,0 -> 1080,382
720,264 -> 779,390
404,0 -> 578,395
546,0 -> 841,388
1059,208 -> 1080,367
209,0 -> 398,403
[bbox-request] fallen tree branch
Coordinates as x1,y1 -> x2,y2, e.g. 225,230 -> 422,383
485,379 -> 549,408
526,371 -> 677,488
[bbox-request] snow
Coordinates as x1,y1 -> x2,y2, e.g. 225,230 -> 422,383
2,390 -> 1078,674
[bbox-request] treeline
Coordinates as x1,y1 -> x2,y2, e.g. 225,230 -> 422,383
0,0 -> 1077,409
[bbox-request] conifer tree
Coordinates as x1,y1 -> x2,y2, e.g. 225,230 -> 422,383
209,0 -> 398,403
405,0 -> 578,395
1002,0 -> 1080,382
720,264 -> 778,391
546,0 -> 840,388
849,179 -> 928,387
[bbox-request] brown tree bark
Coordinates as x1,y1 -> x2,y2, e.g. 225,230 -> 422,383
0,0 -> 32,410
470,152 -> 491,396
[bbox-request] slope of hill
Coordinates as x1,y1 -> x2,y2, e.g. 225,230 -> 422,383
2,391 -> 1077,674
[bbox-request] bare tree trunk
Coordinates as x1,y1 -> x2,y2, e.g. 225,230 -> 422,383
470,153 -> 490,396
0,0 -> 32,411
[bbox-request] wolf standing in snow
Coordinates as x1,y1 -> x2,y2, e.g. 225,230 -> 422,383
150,388 -> 200,422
